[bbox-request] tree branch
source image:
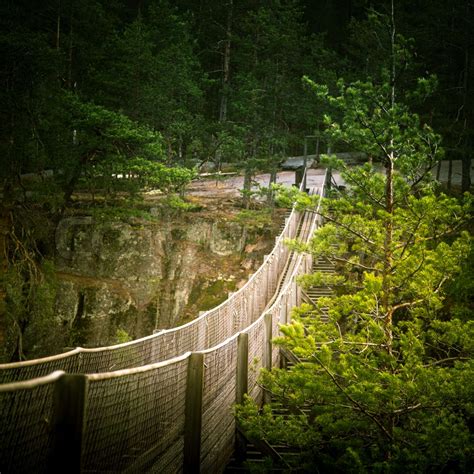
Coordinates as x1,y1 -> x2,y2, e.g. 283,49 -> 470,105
333,256 -> 379,272
320,213 -> 378,247
423,357 -> 469,368
312,355 -> 395,441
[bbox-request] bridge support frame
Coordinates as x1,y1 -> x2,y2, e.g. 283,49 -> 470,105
49,373 -> 88,473
263,312 -> 273,405
235,332 -> 249,463
184,352 -> 204,474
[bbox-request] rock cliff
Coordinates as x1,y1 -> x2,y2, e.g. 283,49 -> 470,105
53,212 -> 274,347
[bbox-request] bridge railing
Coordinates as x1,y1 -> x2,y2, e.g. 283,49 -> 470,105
0,371 -> 63,474
0,171 -> 328,473
0,175 -> 309,384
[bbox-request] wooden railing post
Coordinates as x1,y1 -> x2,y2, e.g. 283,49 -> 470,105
235,332 -> 249,463
49,373 -> 88,473
325,166 -> 332,192
264,313 -> 273,371
264,313 -> 273,404
184,353 -> 204,474
236,333 -> 249,404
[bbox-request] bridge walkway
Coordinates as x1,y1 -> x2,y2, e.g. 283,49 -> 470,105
224,256 -> 336,473
0,169 -> 330,473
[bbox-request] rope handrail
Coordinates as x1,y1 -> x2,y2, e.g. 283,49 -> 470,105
0,370 -> 65,392
85,352 -> 191,381
0,169 -> 329,473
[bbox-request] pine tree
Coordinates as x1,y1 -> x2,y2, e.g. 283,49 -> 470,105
237,6 -> 474,471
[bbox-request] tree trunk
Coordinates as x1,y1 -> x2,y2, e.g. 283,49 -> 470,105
267,167 -> 277,205
461,152 -> 471,192
243,167 -> 252,209
461,1 -> 472,192
63,173 -> 80,207
448,157 -> 453,190
383,154 -> 394,353
219,0 -> 232,123
56,0 -> 61,50
67,11 -> 73,90
0,207 -> 11,358
62,156 -> 89,208
383,0 -> 396,356
215,0 -> 233,172
11,323 -> 25,362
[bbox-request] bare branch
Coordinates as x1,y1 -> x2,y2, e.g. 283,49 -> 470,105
423,357 -> 470,368
333,256 -> 379,272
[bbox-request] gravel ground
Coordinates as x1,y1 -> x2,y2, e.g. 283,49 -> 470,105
187,168 -> 339,199
186,159 -> 472,200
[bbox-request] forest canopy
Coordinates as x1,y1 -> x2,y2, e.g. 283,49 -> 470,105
1,0 -> 472,197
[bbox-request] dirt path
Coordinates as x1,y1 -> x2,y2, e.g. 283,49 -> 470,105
185,168 -> 338,200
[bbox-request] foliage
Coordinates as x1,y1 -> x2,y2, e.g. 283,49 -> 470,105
127,157 -> 196,194
1,249 -> 59,362
240,183 -> 473,473
234,209 -> 275,233
304,74 -> 443,182
0,0 -> 471,387
95,1 -> 206,160
443,240 -> 474,321
57,93 -> 166,202
237,9 -> 473,470
160,194 -> 202,213
115,328 -> 132,344
88,205 -> 156,223
228,1 -> 313,168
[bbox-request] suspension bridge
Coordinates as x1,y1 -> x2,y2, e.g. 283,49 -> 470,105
0,168 -> 333,473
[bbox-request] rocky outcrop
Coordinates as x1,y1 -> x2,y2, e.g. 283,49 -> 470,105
54,214 -> 257,347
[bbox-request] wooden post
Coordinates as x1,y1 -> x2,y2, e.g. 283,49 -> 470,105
448,157 -> 453,190
295,167 -> 304,188
49,373 -> 88,473
324,143 -> 333,193
436,160 -> 442,181
303,137 -> 308,191
263,313 -> 273,404
235,333 -> 249,463
264,313 -> 273,371
291,282 -> 297,318
184,353 -> 204,474
236,333 -> 249,404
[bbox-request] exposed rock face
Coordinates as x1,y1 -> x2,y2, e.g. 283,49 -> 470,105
54,215 -> 252,347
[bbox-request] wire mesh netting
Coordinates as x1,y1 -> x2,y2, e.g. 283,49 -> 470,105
231,295 -> 248,333
82,356 -> 189,472
269,301 -> 283,367
206,306 -> 232,348
246,318 -> 266,405
0,373 -> 62,473
0,353 -> 81,385
200,338 -> 238,473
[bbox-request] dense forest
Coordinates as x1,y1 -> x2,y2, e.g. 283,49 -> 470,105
1,0 -> 473,471
1,0 -> 472,189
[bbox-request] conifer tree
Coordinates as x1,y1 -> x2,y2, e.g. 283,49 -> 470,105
237,5 -> 473,471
